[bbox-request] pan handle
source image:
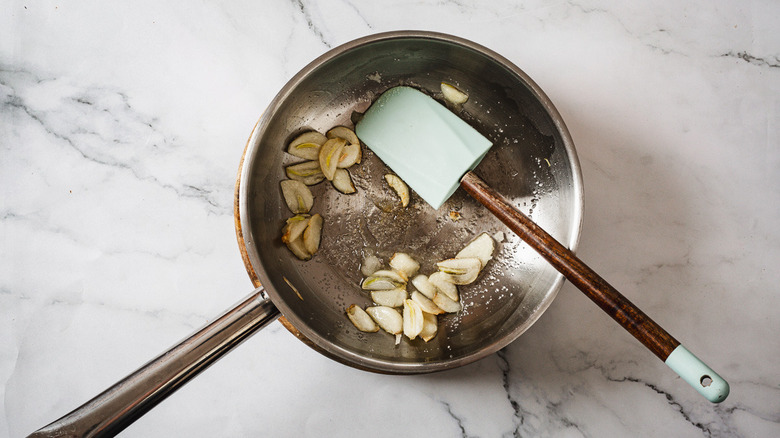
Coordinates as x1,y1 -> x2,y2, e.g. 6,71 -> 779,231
461,171 -> 729,403
27,286 -> 280,438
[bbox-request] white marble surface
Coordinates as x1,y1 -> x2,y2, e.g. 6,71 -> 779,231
2,1 -> 779,437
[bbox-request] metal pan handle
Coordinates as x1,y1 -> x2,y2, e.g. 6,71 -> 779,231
28,287 -> 279,438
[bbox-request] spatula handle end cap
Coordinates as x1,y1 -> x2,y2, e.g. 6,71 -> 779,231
665,345 -> 729,403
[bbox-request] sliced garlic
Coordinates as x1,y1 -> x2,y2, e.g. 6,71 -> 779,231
411,291 -> 443,315
371,287 -> 407,308
441,82 -> 469,105
281,214 -> 310,244
384,174 -> 410,207
319,138 -> 346,181
362,275 -> 405,291
287,131 -> 327,160
360,254 -> 382,277
362,269 -> 407,290
336,143 -> 362,168
280,179 -> 314,214
370,269 -> 408,284
428,271 -> 459,301
303,213 -> 323,255
286,160 -> 325,186
436,257 -> 481,284
331,168 -> 356,194
286,237 -> 311,261
411,274 -> 437,300
432,291 -> 462,313
366,306 -> 403,335
455,232 -> 495,268
403,299 -> 424,340
326,126 -> 360,146
346,305 -> 379,332
420,312 -> 438,342
389,252 -> 420,279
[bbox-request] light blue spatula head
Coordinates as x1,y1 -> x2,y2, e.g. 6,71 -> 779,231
356,86 -> 493,209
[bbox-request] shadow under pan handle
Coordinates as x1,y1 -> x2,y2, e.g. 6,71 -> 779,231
28,286 -> 280,438
460,171 -> 729,403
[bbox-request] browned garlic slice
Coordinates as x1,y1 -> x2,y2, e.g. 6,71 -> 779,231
371,288 -> 407,308
286,160 -> 325,186
432,291 -> 462,313
428,271 -> 459,301
319,138 -> 346,181
420,312 -> 438,342
280,179 -> 314,214
366,306 -> 403,335
281,214 -> 310,244
303,213 -> 323,255
455,232 -> 495,268
287,131 -> 327,160
389,252 -> 420,279
411,291 -> 443,315
411,274 -> 437,300
402,299 -> 424,339
384,174 -> 410,207
331,168 -> 356,194
441,82 -> 469,105
436,257 -> 481,285
346,305 -> 379,332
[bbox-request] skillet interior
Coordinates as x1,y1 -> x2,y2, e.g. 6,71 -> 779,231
238,32 -> 583,373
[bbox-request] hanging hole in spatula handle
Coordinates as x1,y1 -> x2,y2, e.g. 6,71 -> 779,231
460,171 -> 729,403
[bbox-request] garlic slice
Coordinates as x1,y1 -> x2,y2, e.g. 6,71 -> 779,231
411,274 -> 437,300
336,143 -> 362,168
436,257 -> 481,284
441,82 -> 469,105
403,299 -> 424,340
370,269 -> 408,283
286,237 -> 311,261
384,174 -> 410,207
389,252 -> 420,279
288,131 -> 327,160
280,179 -> 314,214
362,270 -> 407,290
432,291 -> 462,313
327,125 -> 362,168
428,271 -> 459,301
420,312 -> 438,342
303,213 -> 323,255
366,306 -> 403,335
331,168 -> 356,194
346,305 -> 379,332
455,232 -> 495,268
360,254 -> 382,277
319,138 -> 346,181
281,214 -> 310,244
371,287 -> 407,308
411,291 -> 443,315
286,160 -> 325,186
326,126 -> 360,146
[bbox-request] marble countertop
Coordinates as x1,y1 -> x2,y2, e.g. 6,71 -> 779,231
2,1 -> 778,437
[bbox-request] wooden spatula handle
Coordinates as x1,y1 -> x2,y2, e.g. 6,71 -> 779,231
460,171 -> 680,360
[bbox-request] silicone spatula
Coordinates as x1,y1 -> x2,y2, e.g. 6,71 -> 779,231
356,86 -> 729,403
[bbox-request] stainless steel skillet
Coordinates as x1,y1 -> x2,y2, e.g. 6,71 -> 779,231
30,31 -> 583,437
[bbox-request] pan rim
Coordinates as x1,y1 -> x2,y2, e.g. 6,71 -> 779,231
238,30 -> 583,373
